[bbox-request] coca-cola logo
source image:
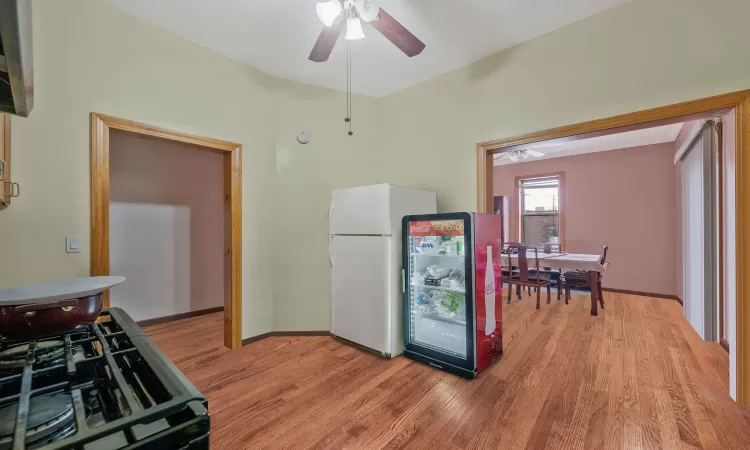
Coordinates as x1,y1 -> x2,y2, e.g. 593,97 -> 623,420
410,220 -> 464,236
410,224 -> 431,233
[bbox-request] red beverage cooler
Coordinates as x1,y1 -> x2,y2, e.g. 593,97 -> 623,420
402,213 -> 503,379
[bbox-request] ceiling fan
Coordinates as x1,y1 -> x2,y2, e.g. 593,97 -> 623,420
309,0 -> 426,62
495,149 -> 546,162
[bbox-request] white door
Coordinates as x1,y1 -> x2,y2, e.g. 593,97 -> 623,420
330,184 -> 391,235
331,235 -> 391,354
680,122 -> 717,341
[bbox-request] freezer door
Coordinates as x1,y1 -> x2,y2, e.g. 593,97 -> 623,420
330,184 -> 392,235
331,235 -> 391,355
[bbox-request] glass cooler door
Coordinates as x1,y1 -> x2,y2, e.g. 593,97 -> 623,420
403,213 -> 474,371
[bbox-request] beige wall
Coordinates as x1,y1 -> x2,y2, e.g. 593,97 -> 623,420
109,131 -> 224,321
0,0 -> 279,338
275,0 -> 750,331
0,0 -> 381,337
494,143 -> 678,295
2,0 -> 750,337
271,83 -> 384,331
380,0 -> 750,214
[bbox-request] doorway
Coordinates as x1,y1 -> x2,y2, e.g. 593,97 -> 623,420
90,113 -> 242,349
476,89 -> 750,405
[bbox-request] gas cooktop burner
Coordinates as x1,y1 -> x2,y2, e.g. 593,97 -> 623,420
0,340 -> 86,373
0,308 -> 210,449
0,393 -> 76,450
0,340 -> 65,368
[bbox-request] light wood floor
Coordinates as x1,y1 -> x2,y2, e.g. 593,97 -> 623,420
144,293 -> 750,449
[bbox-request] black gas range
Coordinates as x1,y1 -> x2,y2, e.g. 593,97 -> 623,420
0,307 -> 209,449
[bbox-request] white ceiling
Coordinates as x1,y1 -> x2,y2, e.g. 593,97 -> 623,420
493,123 -> 684,166
101,0 -> 630,97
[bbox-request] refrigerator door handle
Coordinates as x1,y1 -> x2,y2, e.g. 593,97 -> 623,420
401,269 -> 405,293
329,235 -> 333,267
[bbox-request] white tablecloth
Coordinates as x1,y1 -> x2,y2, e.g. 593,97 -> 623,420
501,252 -> 608,273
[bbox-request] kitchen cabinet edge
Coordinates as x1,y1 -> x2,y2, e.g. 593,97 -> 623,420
0,113 -> 11,208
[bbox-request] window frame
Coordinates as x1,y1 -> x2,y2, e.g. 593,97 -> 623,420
515,172 -> 565,250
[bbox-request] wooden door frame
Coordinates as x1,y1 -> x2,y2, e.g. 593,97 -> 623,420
476,89 -> 750,405
90,113 -> 242,349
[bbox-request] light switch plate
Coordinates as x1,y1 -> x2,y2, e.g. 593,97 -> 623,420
66,236 -> 81,253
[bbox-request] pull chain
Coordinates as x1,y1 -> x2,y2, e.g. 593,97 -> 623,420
345,37 -> 353,136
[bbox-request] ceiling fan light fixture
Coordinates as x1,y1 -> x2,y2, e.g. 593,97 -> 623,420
354,0 -> 380,22
316,0 -> 343,27
345,16 -> 365,40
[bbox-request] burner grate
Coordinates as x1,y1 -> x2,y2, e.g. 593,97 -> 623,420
0,308 -> 209,450
11,343 -> 34,450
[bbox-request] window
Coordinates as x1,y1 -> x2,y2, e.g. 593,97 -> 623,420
518,174 -> 564,249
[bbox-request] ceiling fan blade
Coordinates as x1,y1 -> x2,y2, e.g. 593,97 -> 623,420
308,20 -> 345,62
526,149 -> 545,157
370,8 -> 425,57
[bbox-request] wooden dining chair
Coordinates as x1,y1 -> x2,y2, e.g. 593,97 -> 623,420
501,243 -> 521,299
530,244 -> 563,301
507,243 -> 556,298
501,242 -> 523,300
505,244 -> 552,309
563,245 -> 608,307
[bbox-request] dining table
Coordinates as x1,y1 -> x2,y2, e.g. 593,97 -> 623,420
500,251 -> 609,316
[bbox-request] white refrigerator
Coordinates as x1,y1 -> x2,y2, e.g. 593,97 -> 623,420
330,184 -> 437,357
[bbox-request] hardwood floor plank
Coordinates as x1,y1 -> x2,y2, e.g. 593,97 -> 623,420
427,380 -> 504,450
584,390 -> 610,450
652,388 -> 684,449
622,350 -> 644,449
143,293 -> 750,450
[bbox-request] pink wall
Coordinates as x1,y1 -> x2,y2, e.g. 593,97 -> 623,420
109,131 -> 225,321
493,143 -> 678,295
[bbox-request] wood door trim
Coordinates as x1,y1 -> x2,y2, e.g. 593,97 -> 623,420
476,89 -> 750,405
90,113 -> 243,349
91,114 -> 240,152
514,171 -> 565,250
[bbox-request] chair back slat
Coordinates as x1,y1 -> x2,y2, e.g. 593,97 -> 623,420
502,242 -> 521,270
506,244 -> 541,282
600,245 -> 609,265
